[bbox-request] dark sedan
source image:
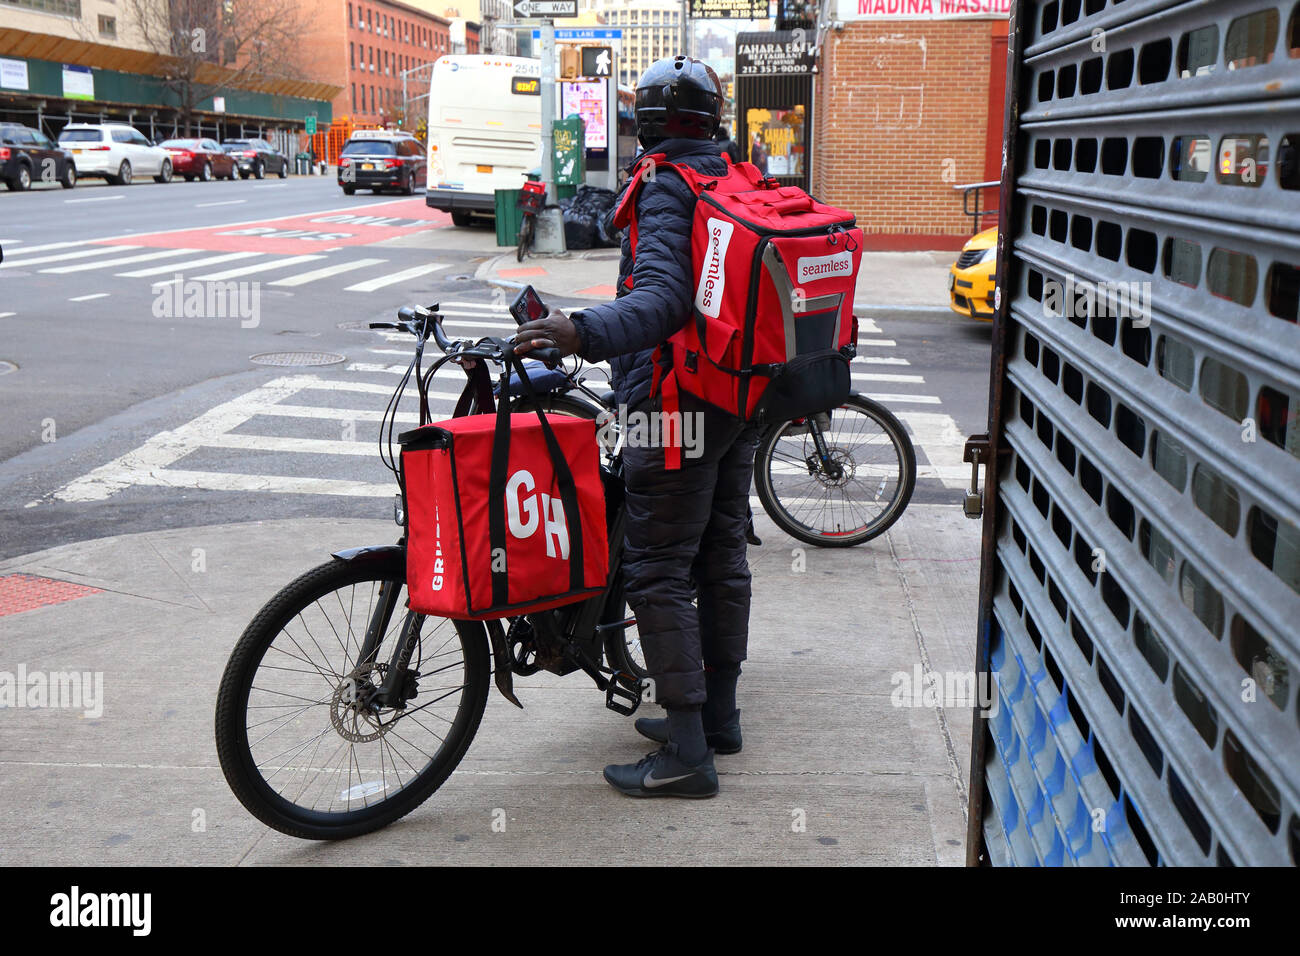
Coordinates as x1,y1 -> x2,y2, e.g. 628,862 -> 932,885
221,138 -> 289,179
159,138 -> 238,181
1,122 -> 76,190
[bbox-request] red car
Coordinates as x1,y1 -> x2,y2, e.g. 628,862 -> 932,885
158,138 -> 237,181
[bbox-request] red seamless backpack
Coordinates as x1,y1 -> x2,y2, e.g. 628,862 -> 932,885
614,153 -> 863,468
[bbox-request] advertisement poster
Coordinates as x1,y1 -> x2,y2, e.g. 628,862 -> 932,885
561,81 -> 607,150
62,64 -> 94,101
0,57 -> 28,91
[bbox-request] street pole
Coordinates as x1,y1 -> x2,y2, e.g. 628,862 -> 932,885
539,18 -> 556,203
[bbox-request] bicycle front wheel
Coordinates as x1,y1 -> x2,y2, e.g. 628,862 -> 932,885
215,551 -> 490,840
754,395 -> 916,548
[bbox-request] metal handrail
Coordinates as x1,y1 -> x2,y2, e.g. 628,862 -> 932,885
953,180 -> 1000,235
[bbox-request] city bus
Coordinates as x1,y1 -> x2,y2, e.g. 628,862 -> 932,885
425,55 -> 543,225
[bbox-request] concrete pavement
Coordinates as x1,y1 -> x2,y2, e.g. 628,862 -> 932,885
0,501 -> 979,865
471,239 -> 959,313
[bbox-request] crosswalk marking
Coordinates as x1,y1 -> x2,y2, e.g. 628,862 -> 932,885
118,251 -> 264,277
43,248 -> 199,274
68,293 -> 110,302
851,371 -> 925,383
269,257 -> 388,287
193,254 -> 326,280
0,245 -> 140,269
344,263 -> 448,292
0,240 -> 87,256
45,305 -> 962,505
866,393 -> 941,405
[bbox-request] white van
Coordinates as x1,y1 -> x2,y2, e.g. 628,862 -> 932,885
425,55 -> 542,225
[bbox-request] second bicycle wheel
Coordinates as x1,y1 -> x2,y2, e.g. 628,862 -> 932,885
754,394 -> 916,548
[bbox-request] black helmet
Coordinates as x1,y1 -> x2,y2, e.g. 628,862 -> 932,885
635,56 -> 723,147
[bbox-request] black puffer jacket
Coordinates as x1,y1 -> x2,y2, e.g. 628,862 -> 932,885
570,138 -> 728,409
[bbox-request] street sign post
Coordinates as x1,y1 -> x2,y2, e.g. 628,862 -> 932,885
513,0 -> 578,17
305,115 -> 317,136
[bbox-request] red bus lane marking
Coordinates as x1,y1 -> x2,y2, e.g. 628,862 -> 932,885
98,198 -> 451,255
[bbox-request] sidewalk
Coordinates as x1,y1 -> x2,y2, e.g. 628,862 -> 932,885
473,244 -> 959,313
0,503 -> 979,865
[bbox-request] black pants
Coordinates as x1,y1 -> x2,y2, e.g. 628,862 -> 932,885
622,392 -> 763,708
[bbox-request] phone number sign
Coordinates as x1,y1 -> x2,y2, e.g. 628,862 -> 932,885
737,35 -> 816,75
689,0 -> 770,19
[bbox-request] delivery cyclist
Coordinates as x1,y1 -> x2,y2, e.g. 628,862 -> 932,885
515,55 -> 759,798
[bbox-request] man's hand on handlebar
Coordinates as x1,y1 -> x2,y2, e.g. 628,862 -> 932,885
515,308 -> 581,359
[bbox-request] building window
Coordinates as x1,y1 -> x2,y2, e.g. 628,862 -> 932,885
351,83 -> 356,111
347,3 -> 352,26
98,13 -> 115,37
349,42 -> 354,69
2,0 -> 82,15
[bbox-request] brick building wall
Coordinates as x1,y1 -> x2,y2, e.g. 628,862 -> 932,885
813,19 -> 1001,250
297,0 -> 450,129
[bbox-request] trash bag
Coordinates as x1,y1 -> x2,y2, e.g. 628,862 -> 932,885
565,186 -> 619,248
563,210 -> 596,250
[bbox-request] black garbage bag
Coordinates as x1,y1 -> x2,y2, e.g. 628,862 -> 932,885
563,211 -> 596,250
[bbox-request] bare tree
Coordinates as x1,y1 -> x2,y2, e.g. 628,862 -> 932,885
122,0 -> 310,135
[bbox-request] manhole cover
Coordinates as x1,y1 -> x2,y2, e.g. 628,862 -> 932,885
0,360 -> 16,376
250,351 -> 345,367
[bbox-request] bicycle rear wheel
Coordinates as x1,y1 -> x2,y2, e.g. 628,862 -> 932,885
754,395 -> 916,548
215,551 -> 490,840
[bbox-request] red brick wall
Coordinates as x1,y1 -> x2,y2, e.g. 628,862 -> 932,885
297,0 -> 450,129
814,20 -> 999,250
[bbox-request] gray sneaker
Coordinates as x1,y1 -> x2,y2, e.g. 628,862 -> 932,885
603,743 -> 719,798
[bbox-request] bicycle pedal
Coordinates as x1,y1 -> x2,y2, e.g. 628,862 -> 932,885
605,671 -> 645,716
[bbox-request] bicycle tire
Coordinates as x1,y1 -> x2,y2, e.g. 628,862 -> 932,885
754,395 -> 916,548
516,215 -> 534,262
215,552 -> 490,840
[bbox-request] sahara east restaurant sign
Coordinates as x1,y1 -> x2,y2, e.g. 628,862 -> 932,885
736,34 -> 817,76
839,0 -> 1011,17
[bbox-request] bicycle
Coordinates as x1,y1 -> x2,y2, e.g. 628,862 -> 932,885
214,304 -> 644,840
515,180 -> 548,262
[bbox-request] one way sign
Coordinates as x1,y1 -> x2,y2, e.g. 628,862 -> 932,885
582,46 -> 612,77
513,0 -> 578,16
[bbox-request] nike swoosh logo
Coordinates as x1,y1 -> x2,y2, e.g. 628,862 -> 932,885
643,771 -> 693,789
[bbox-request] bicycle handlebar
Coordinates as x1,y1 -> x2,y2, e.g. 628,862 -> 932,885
372,304 -> 560,369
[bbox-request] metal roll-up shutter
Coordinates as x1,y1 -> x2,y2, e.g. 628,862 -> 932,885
969,0 -> 1300,866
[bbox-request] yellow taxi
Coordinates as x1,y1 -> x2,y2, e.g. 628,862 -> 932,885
948,226 -> 998,321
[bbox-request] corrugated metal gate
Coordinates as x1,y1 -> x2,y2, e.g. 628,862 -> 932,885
968,0 -> 1300,866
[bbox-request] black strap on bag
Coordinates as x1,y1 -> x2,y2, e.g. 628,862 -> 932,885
452,360 -> 496,419
486,354 -> 586,608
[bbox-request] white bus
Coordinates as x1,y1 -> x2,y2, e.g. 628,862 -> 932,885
425,55 -> 543,225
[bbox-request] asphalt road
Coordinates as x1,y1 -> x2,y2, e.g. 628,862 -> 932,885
0,176 -> 993,560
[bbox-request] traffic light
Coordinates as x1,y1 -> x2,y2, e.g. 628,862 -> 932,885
560,46 -> 581,80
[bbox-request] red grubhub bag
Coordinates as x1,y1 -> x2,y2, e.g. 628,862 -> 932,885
614,153 -> 863,467
400,358 -> 608,621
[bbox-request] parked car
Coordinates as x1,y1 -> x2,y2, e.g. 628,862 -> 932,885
222,139 -> 288,179
158,138 -> 237,181
57,124 -> 173,185
0,122 -> 76,191
338,131 -> 426,195
948,226 -> 998,321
